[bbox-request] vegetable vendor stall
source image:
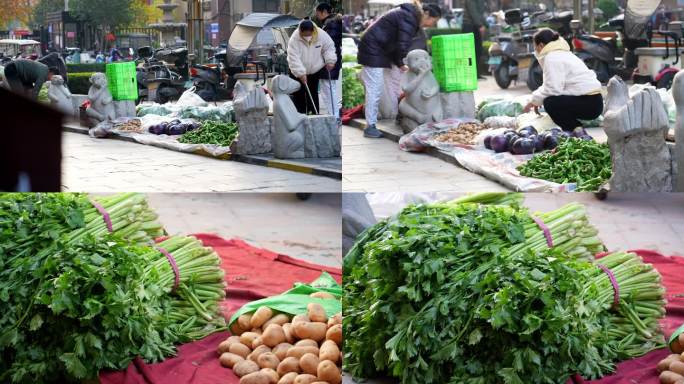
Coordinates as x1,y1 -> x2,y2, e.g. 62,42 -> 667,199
343,192 -> 684,384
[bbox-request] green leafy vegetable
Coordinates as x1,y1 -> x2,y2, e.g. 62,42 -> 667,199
343,66 -> 365,109
343,195 -> 665,384
0,193 -> 226,383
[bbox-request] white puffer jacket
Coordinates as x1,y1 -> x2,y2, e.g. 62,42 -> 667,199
287,26 -> 338,78
531,38 -> 602,106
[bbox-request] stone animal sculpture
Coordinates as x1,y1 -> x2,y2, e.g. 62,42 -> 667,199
399,49 -> 443,133
672,71 -> 684,192
232,81 -> 272,155
604,76 -> 672,192
47,75 -> 73,116
270,75 -> 306,159
86,73 -> 116,126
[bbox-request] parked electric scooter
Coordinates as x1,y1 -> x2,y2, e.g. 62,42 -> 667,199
488,8 -> 542,91
191,63 -> 222,101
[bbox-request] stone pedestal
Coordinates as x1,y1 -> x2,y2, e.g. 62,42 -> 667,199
604,76 -> 672,192
399,91 -> 476,134
232,84 -> 272,155
304,115 -> 341,158
114,100 -> 136,118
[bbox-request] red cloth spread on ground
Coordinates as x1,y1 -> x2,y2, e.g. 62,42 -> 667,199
568,250 -> 684,384
342,105 -> 363,124
99,234 -> 342,384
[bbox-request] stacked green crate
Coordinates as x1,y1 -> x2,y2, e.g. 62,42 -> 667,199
431,33 -> 478,92
105,61 -> 138,101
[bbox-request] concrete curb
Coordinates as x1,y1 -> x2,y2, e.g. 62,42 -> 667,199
63,122 -> 342,180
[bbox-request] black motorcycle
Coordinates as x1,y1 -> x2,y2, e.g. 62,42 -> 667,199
135,46 -> 189,104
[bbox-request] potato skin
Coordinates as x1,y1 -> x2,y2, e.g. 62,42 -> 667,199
277,372 -> 298,384
251,307 -> 274,329
240,372 -> 270,384
257,352 -> 281,370
307,303 -> 328,323
219,352 -> 244,368
293,374 -> 319,384
317,360 -> 341,384
286,346 -> 320,359
293,322 -> 327,342
273,342 -> 293,361
660,370 -> 684,384
241,332 -> 261,347
295,339 -> 319,348
326,324 -> 342,346
671,361 -> 684,376
231,321 -> 246,336
660,354 -> 684,372
319,340 -> 340,363
299,353 -> 320,375
238,314 -> 253,331
327,313 -> 342,328
248,345 -> 272,363
292,314 -> 310,323
277,356 -> 301,376
218,336 -> 242,354
230,343 -> 252,358
283,323 -> 295,343
262,324 -> 287,347
264,314 -> 291,328
260,368 -> 279,384
311,382 -> 331,384
234,360 -> 261,377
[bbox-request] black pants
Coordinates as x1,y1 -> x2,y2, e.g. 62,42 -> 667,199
290,72 -> 320,115
462,24 -> 483,77
544,94 -> 604,131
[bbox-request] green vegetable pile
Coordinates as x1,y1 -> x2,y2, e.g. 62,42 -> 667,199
178,120 -> 238,147
344,193 -> 666,384
343,66 -> 365,109
0,193 -> 226,383
517,138 -> 612,191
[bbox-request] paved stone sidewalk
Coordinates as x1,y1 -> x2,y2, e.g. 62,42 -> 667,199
342,125 -> 508,192
62,132 -> 341,192
146,193 -> 341,268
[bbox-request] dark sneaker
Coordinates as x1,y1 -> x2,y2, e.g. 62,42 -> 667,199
364,125 -> 383,138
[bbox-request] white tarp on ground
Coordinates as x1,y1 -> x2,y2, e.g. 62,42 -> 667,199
399,118 -> 573,192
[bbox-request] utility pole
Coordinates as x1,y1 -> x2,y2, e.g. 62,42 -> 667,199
574,0 -> 581,25
187,0 -> 205,65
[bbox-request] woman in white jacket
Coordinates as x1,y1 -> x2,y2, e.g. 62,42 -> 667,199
287,19 -> 338,114
523,29 -> 603,132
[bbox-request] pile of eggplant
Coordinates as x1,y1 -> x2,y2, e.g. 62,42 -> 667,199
484,126 -> 593,155
148,119 -> 201,136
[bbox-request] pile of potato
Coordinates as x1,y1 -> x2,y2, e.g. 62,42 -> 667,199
219,298 -> 342,384
433,122 -> 488,145
657,334 -> 684,384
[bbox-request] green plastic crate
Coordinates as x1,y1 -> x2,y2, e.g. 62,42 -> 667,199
431,33 -> 477,92
105,61 -> 138,101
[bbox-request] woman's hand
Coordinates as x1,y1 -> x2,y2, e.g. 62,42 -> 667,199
523,102 -> 540,115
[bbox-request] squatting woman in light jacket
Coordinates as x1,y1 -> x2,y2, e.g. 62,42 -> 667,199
523,28 -> 604,132
287,19 -> 338,114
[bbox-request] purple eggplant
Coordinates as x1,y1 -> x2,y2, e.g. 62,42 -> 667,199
579,134 -> 594,141
491,134 -> 509,153
148,124 -> 167,135
519,125 -> 538,137
530,135 -> 545,152
510,137 -> 535,155
544,134 -> 559,150
549,127 -> 562,135
168,124 -> 187,135
484,135 -> 493,150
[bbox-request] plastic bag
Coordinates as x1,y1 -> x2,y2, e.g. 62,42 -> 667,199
136,103 -> 177,117
176,86 -> 208,108
228,272 -> 342,326
476,98 -> 523,121
630,83 -> 675,125
399,117 -> 478,152
483,116 -> 516,130
179,102 -> 234,122
579,115 -> 604,128
515,112 -> 557,132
